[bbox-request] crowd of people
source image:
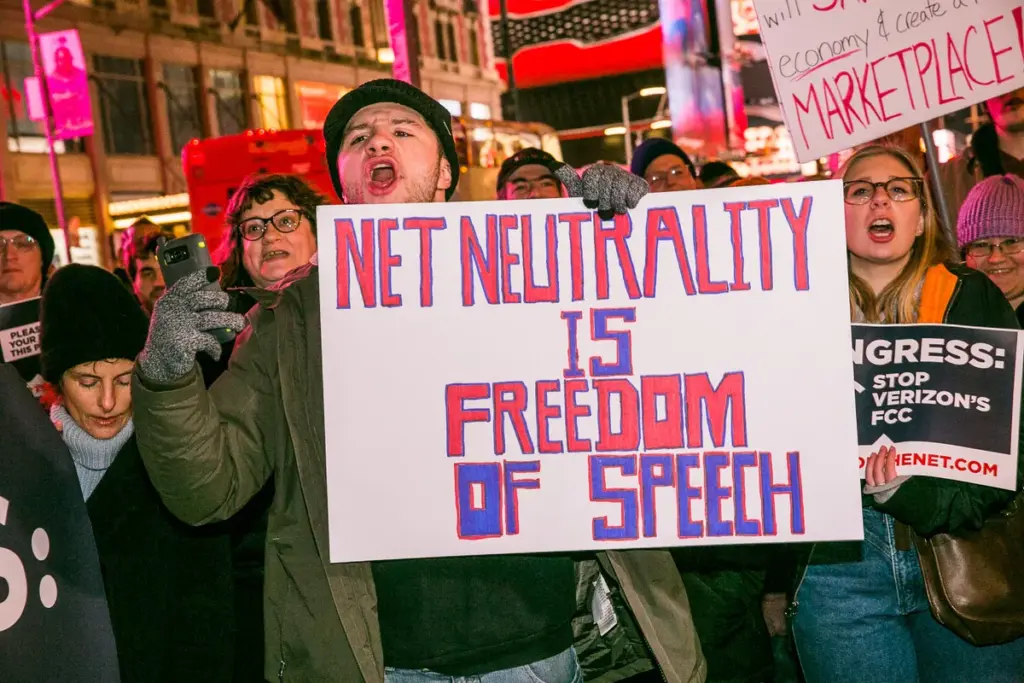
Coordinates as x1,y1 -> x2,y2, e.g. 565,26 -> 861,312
1,80 -> 1022,683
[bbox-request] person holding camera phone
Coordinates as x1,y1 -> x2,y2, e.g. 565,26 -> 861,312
129,79 -> 705,683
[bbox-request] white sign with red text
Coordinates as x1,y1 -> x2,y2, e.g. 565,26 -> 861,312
317,183 -> 864,562
753,0 -> 1024,161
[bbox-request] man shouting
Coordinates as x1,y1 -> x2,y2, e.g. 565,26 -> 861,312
131,79 -> 704,683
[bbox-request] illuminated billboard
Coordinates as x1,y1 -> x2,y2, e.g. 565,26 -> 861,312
487,0 -> 664,88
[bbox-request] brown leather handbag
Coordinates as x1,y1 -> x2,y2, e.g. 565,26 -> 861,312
913,492 -> 1024,646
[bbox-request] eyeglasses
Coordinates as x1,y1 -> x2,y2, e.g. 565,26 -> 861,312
965,237 -> 1024,259
508,176 -> 560,198
237,209 -> 304,242
843,178 -> 922,204
0,234 -> 38,253
647,167 -> 695,189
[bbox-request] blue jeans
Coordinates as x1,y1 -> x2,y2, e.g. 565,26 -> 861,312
384,647 -> 582,683
791,507 -> 1024,683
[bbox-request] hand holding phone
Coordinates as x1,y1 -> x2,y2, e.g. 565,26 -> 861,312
157,234 -> 236,344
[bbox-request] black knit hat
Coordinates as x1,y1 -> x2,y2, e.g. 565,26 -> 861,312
323,79 -> 460,201
40,264 -> 149,384
496,148 -> 564,193
630,138 -> 697,180
0,201 -> 55,282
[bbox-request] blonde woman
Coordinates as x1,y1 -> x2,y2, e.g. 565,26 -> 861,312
790,145 -> 1024,682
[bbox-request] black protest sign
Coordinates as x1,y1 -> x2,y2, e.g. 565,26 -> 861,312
0,365 -> 121,683
852,324 -> 1022,490
0,297 -> 42,383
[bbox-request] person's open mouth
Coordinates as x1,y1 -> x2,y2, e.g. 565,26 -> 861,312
867,218 -> 895,243
263,249 -> 290,263
365,158 -> 399,195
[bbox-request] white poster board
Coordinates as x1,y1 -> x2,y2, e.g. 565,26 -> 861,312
318,183 -> 864,563
752,0 -> 1024,161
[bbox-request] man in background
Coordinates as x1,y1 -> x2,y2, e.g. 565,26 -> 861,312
0,202 -> 55,305
497,148 -> 565,200
117,217 -> 174,315
939,87 -> 1024,220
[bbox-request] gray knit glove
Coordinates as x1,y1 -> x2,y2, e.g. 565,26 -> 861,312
555,163 -> 649,220
137,269 -> 248,384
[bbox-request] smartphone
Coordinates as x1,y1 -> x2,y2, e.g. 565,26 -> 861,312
157,234 -> 236,344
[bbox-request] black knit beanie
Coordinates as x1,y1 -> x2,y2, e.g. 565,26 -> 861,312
0,201 -> 56,284
630,138 -> 697,180
496,148 -> 564,193
40,264 -> 149,384
323,79 -> 460,201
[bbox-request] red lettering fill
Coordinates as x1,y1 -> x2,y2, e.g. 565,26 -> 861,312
685,372 -> 748,449
595,379 -> 640,451
643,207 -> 696,297
593,213 -> 641,300
724,202 -> 751,292
522,214 -> 559,304
781,197 -> 813,291
641,375 -> 683,450
460,215 -> 499,306
498,215 -> 522,304
335,218 -> 376,309
985,15 -> 1015,84
559,212 -> 590,301
404,217 -> 444,306
747,199 -> 778,291
446,383 -> 490,456
378,218 -> 401,307
692,205 -> 727,294
493,382 -> 534,455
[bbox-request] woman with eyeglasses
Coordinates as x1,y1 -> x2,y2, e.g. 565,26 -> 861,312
789,145 -> 1024,682
957,174 -> 1024,326
201,173 -> 324,683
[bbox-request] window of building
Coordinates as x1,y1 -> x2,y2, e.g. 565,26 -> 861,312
209,68 -> 247,136
244,0 -> 259,26
350,3 -> 365,47
446,22 -> 458,62
438,99 -> 462,117
469,102 -> 491,120
93,55 -> 153,155
468,25 -> 479,66
0,40 -> 85,153
316,0 -> 334,40
197,0 -> 216,19
434,20 -> 447,61
162,64 -> 203,154
253,75 -> 289,130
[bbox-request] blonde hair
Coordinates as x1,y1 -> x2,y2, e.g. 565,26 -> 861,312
842,145 -> 954,322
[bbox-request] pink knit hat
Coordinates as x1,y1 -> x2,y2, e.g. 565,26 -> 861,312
957,174 -> 1024,248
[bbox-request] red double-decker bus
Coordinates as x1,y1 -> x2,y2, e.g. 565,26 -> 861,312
181,128 -> 338,257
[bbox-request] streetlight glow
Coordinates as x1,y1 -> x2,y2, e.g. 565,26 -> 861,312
639,86 -> 667,97
650,119 -> 672,130
604,126 -> 627,136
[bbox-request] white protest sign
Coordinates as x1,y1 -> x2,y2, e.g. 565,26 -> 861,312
752,0 -> 1024,161
853,323 -> 1023,490
318,183 -> 864,563
0,322 -> 41,363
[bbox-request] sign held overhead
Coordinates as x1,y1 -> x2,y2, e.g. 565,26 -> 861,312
752,0 -> 1024,161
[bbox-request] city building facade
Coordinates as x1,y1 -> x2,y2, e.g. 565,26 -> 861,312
0,0 -> 502,265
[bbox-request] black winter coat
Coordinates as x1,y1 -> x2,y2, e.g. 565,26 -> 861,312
87,435 -> 234,683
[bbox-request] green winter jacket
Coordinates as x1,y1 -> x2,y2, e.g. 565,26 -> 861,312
132,264 -> 706,683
